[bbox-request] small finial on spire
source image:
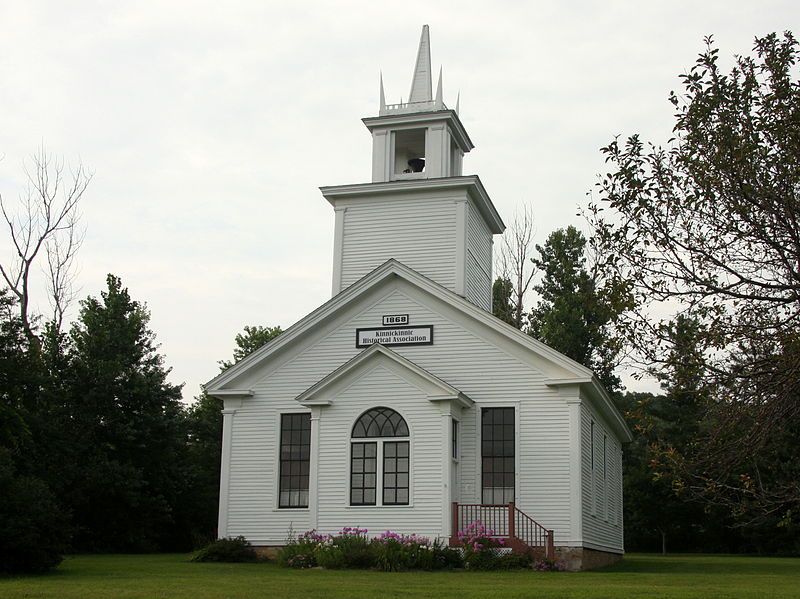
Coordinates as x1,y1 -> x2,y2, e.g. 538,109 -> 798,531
408,25 -> 432,104
379,71 -> 386,113
435,66 -> 443,108
455,91 -> 460,115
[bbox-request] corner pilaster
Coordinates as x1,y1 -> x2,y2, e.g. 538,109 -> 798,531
566,395 -> 584,545
454,199 -> 468,297
308,406 -> 322,530
331,207 -> 347,296
218,400 -> 241,538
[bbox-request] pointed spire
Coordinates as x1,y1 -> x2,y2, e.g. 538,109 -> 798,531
408,25 -> 432,104
435,66 -> 443,108
455,91 -> 460,115
379,72 -> 386,113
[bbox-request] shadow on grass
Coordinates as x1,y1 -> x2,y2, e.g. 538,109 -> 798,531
603,554 -> 800,575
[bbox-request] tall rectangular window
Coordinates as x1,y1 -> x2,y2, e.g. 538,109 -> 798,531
279,413 -> 311,508
481,407 -> 515,504
350,442 -> 377,505
382,441 -> 409,505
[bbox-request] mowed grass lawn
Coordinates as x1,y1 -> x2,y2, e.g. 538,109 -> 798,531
2,553 -> 799,599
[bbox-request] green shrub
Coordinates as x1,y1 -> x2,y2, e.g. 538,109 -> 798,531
277,528 -> 464,571
456,521 -> 507,570
371,533 -> 462,571
495,551 -> 533,570
431,540 -> 464,570
190,536 -> 258,563
0,451 -> 69,574
316,528 -> 373,569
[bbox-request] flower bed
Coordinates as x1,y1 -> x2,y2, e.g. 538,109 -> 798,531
277,521 -> 562,571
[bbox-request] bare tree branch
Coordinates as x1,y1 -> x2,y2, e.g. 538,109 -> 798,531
0,145 -> 91,342
496,205 -> 537,329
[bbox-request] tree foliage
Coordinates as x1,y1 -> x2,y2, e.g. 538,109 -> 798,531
491,277 -> 515,326
61,274 -> 186,551
528,226 -> 631,390
0,290 -> 70,572
186,324 -> 283,543
589,32 -> 800,523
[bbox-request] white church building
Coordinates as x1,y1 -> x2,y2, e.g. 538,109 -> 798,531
206,26 -> 631,570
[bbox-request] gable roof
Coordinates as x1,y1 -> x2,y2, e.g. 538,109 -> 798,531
295,342 -> 472,408
205,259 -> 632,442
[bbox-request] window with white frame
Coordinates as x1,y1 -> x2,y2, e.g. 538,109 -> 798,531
481,407 -> 515,504
278,413 -> 311,508
350,407 -> 410,506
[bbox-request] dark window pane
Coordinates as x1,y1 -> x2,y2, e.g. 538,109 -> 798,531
481,408 -> 515,503
350,442 -> 377,505
279,413 -> 311,508
382,441 -> 409,505
352,407 -> 409,438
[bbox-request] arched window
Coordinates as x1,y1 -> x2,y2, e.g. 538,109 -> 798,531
350,407 -> 409,506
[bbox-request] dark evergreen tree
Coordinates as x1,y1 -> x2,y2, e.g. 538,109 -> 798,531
491,277 -> 515,326
0,290 -> 69,572
60,274 -> 186,551
528,226 -> 630,390
185,324 -> 283,544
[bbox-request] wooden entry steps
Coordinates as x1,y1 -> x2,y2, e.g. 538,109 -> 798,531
450,501 -> 555,560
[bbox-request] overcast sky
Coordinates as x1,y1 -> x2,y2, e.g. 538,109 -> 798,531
1,1 -> 797,400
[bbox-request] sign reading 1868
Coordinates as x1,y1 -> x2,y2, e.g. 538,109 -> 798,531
356,325 -> 433,348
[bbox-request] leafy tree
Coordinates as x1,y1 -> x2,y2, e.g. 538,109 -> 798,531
60,274 -> 186,551
492,277 -> 515,326
185,324 -> 283,543
618,316 -> 738,553
0,289 -> 69,572
0,449 -> 69,573
528,226 -> 631,390
589,32 -> 800,522
219,325 -> 283,370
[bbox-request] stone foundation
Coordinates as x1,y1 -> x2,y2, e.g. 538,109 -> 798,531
554,546 -> 623,571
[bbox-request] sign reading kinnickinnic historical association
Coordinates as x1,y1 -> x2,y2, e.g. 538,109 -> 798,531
356,325 -> 434,348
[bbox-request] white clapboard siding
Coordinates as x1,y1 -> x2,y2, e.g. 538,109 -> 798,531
580,401 -> 624,553
339,194 -> 458,291
316,366 -> 444,538
224,284 -> 576,545
465,201 -> 492,311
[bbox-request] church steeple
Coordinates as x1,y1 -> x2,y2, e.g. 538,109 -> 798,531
408,25 -> 432,104
368,26 -> 470,182
321,26 -> 505,310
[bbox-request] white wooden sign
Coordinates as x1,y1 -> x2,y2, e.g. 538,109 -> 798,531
356,325 -> 433,348
382,314 -> 409,326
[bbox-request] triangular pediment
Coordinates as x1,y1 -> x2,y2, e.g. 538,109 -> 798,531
204,259 -> 630,441
205,260 -> 590,393
295,343 -> 471,407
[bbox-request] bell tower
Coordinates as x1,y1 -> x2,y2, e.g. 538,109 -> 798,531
321,25 -> 505,311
